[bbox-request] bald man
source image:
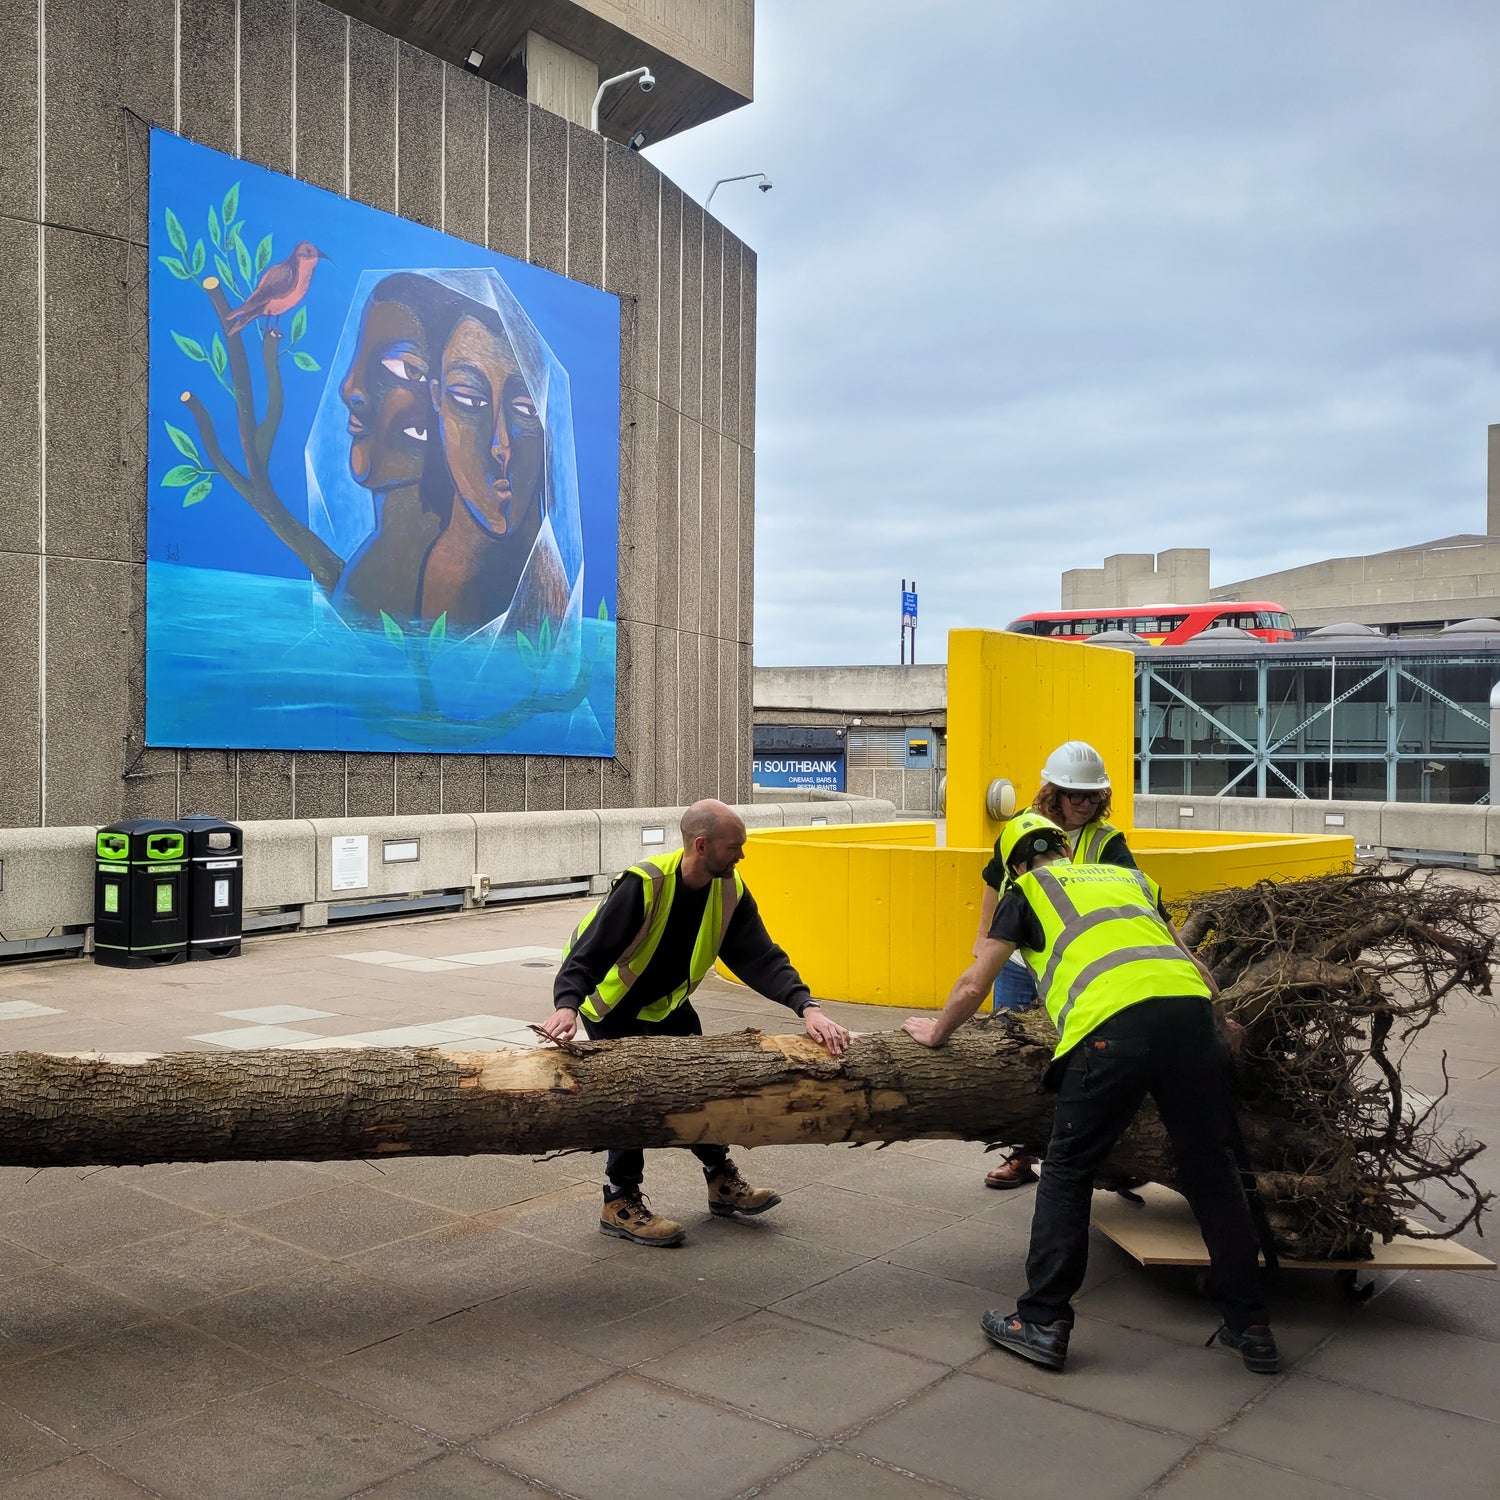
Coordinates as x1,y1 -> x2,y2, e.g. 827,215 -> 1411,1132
541,799 -> 851,1246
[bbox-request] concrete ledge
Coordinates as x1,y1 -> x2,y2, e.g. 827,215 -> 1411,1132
473,810 -> 601,886
597,806 -> 691,873
308,815 -> 477,902
242,820 -> 318,911
0,825 -> 95,931
1290,801 -> 1384,846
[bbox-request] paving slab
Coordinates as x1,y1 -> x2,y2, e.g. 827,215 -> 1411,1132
473,1373 -> 818,1499
1150,1448 -> 1387,1500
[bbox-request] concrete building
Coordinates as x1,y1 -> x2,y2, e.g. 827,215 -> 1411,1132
1062,424 -> 1500,634
752,666 -> 946,811
0,0 -> 756,829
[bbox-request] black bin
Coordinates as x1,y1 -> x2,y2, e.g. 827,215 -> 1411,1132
178,813 -> 244,960
93,819 -> 189,968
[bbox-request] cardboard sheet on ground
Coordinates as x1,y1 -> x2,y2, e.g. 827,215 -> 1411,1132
1092,1183 -> 1496,1271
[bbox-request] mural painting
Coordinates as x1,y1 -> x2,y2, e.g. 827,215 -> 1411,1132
146,129 -> 620,755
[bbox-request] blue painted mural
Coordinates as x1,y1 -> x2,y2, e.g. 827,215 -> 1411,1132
146,129 -> 619,755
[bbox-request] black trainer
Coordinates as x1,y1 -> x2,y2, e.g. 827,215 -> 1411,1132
1209,1322 -> 1280,1374
980,1309 -> 1070,1371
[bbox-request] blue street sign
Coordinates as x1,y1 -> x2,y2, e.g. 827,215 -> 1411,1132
901,590 -> 918,625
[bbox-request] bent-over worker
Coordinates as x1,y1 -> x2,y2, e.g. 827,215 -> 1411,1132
906,812 -> 1277,1375
540,798 -> 852,1247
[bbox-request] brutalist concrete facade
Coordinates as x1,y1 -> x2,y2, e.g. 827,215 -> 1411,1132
0,0 -> 755,828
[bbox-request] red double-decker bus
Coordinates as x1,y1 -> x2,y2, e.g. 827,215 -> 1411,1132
1005,602 -> 1295,645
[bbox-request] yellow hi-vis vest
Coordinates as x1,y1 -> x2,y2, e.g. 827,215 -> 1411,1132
1014,862 -> 1209,1059
1073,818 -> 1124,865
565,848 -> 744,1024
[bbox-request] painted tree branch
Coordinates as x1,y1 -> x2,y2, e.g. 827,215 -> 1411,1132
184,275 -> 343,593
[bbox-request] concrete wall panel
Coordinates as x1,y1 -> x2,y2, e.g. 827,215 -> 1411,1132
701,216 -> 722,435
178,750 -> 236,821
240,0 -> 296,175
485,756 -> 527,812
0,219 -> 40,555
0,554 -> 41,827
527,107 -> 567,274
485,85 -> 529,262
0,1 -> 39,222
740,246 -> 756,448
237,751 -> 295,821
241,817 -> 318,909
679,197 -> 703,422
395,41 -> 443,229
440,755 -> 485,814
292,752 -> 347,819
678,419 -> 702,637
617,392 -> 658,627
310,814 -> 476,901
564,759 -> 604,810
720,237 -> 742,445
527,755 -> 566,810
736,447 -> 753,644
0,825 -> 94,930
474,809 -> 600,885
294,0 -> 347,195
43,557 -> 139,829
180,0 -> 240,155
395,753 -> 442,816
443,66 -> 488,245
347,19 -> 397,211
658,180 -> 682,412
347,754 -> 396,819
566,123 -> 605,287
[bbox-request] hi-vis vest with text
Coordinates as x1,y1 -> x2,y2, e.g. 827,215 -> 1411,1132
565,848 -> 744,1024
1014,862 -> 1209,1058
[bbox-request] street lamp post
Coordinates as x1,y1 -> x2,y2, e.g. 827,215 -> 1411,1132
705,173 -> 773,213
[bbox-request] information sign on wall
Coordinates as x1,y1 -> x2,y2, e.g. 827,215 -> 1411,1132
752,756 -> 846,792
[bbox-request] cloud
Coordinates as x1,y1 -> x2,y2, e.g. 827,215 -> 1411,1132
646,1 -> 1500,664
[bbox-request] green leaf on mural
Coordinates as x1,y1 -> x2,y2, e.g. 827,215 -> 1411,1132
190,239 -> 205,276
291,351 -> 320,372
539,616 -> 553,654
380,611 -> 405,646
172,332 -> 208,363
157,255 -> 191,280
597,598 -> 609,622
289,307 -> 307,346
222,182 -> 240,227
211,333 -> 228,377
255,234 -> 272,276
162,464 -> 200,487
213,255 -> 238,296
183,479 -> 213,507
516,631 -> 536,671
165,423 -> 200,462
233,234 -> 252,283
208,205 -> 222,248
428,612 -> 448,643
165,207 -> 188,255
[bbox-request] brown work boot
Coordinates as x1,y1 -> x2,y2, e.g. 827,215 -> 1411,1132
707,1159 -> 782,1218
600,1190 -> 686,1247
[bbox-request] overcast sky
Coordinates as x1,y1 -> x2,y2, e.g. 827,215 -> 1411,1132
645,1 -> 1500,666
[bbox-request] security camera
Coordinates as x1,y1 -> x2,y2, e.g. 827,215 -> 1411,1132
639,69 -> 656,93
758,178 -> 773,192
627,130 -> 647,152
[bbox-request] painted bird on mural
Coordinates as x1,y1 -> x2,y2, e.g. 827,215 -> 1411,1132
224,241 -> 331,334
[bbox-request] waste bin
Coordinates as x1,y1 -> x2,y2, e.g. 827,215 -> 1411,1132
93,819 -> 189,968
178,813 -> 243,960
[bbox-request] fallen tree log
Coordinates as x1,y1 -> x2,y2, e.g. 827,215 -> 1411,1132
0,869 -> 1490,1261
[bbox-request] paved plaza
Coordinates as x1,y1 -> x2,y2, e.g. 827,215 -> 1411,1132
0,888 -> 1499,1499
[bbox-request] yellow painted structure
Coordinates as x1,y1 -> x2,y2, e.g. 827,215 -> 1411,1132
737,629 -> 1355,1009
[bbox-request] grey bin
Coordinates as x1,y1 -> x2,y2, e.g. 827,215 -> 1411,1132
178,814 -> 244,961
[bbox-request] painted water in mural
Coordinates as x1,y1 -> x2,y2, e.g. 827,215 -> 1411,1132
146,129 -> 620,754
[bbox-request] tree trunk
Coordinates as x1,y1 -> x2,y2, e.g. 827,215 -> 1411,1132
0,1021 -> 1297,1186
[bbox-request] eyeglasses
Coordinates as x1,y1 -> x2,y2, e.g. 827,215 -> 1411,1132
1062,790 -> 1103,804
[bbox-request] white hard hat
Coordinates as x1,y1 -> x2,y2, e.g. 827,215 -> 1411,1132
1041,741 -> 1110,791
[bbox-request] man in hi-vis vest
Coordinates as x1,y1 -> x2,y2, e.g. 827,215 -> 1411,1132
904,812 -> 1277,1376
541,799 -> 853,1247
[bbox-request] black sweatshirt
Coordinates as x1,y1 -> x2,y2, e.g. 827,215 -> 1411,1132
553,872 -> 815,1034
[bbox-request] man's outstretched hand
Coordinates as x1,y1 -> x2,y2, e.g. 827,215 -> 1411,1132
803,1005 -> 853,1057
901,1017 -> 945,1048
537,1008 -> 580,1044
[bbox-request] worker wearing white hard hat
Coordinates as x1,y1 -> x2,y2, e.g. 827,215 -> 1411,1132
973,740 -> 1139,1190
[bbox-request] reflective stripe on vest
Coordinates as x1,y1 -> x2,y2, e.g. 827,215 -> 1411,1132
1016,862 -> 1209,1058
564,848 -> 744,1023
1072,819 -> 1122,865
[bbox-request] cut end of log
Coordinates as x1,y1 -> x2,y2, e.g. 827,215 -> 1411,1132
203,276 -> 220,290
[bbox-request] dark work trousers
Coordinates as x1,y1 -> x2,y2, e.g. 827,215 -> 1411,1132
580,1001 -> 730,1193
1015,996 -> 1269,1334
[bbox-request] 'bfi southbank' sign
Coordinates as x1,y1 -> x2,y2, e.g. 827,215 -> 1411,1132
752,756 -> 845,792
